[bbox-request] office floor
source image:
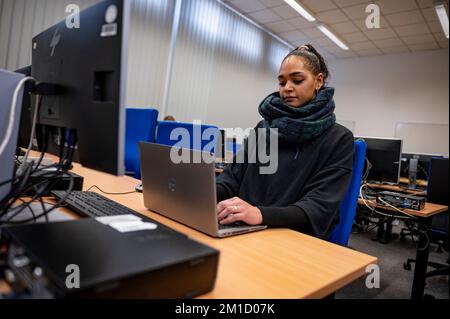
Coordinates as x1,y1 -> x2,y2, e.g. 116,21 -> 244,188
335,221 -> 449,299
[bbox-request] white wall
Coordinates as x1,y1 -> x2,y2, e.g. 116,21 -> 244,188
329,49 -> 449,155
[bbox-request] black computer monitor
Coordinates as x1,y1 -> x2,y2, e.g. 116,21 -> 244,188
31,0 -> 130,175
400,153 -> 443,181
356,136 -> 403,184
427,158 -> 449,206
14,65 -> 33,150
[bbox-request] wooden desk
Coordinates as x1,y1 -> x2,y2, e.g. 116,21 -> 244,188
1,156 -> 377,299
399,177 -> 427,188
367,183 -> 426,197
358,198 -> 447,218
76,163 -> 377,299
358,189 -> 448,300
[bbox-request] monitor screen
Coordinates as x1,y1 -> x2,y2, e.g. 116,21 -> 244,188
356,136 -> 403,184
400,153 -> 443,181
427,157 -> 449,206
31,0 -> 130,175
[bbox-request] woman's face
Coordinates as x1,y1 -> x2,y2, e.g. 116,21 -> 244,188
278,55 -> 324,108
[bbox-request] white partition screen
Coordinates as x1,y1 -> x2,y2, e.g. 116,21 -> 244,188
395,122 -> 449,156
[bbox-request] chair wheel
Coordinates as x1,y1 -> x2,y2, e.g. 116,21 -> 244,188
403,262 -> 411,271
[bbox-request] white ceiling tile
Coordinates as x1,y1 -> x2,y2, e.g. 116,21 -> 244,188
407,42 -> 440,51
416,0 -> 436,9
264,20 -> 297,32
355,48 -> 383,56
258,0 -> 285,8
248,9 -> 282,24
329,21 -> 360,34
394,23 -> 431,36
271,4 -> 301,19
321,45 -> 346,53
428,20 -> 444,33
350,41 -> 377,50
302,26 -> 326,38
364,27 -> 398,40
316,9 -> 349,23
341,3 -> 371,19
291,38 -> 315,46
341,31 -> 369,43
385,10 -> 425,27
438,40 -> 449,48
228,0 -> 266,13
372,37 -> 404,47
375,0 -> 418,14
333,50 -> 359,58
433,30 -> 449,40
381,45 -> 410,54
333,0 -> 372,8
353,17 -> 389,31
421,7 -> 439,22
301,0 -> 338,13
313,36 -> 339,46
286,16 -> 315,28
278,30 -> 309,41
401,33 -> 436,44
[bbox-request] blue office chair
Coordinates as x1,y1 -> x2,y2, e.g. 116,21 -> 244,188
156,121 -> 219,154
328,139 -> 367,246
125,108 -> 159,179
226,140 -> 242,156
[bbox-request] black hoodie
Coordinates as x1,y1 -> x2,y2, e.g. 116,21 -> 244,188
216,122 -> 354,239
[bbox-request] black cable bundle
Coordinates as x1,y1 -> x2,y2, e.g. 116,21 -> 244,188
0,126 -> 77,227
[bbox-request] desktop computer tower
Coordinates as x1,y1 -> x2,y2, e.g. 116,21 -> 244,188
1,218 -> 219,298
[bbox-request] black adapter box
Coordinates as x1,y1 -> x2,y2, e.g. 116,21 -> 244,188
26,170 -> 84,195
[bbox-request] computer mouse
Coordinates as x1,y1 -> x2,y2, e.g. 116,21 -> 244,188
135,183 -> 143,193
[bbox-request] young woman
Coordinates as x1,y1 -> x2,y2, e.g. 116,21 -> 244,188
216,45 -> 354,239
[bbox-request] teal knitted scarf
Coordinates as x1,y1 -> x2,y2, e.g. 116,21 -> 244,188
258,87 -> 336,144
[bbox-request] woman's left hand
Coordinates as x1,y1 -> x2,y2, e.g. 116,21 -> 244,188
217,197 -> 263,225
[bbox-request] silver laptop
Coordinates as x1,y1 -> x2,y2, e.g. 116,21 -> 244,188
139,142 -> 267,237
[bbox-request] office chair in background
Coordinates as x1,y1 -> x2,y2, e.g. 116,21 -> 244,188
328,139 -> 367,246
124,108 -> 159,179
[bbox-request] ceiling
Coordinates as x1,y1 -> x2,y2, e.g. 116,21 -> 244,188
222,0 -> 449,59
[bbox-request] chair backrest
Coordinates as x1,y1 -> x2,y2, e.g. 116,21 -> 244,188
328,139 -> 367,246
125,108 -> 159,179
155,121 -> 219,154
226,139 -> 242,156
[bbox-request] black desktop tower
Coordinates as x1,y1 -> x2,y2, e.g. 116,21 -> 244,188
1,218 -> 219,298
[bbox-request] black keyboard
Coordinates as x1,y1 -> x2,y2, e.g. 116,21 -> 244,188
51,191 -> 189,239
51,190 -> 146,218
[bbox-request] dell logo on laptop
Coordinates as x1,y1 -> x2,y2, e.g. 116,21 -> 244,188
168,178 -> 176,192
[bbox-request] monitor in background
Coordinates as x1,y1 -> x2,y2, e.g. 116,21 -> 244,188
400,153 -> 443,181
356,136 -> 402,184
31,0 -> 130,175
427,157 -> 449,206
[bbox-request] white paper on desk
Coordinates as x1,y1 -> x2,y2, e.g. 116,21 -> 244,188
110,220 -> 158,233
96,214 -> 141,225
95,215 -> 157,233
